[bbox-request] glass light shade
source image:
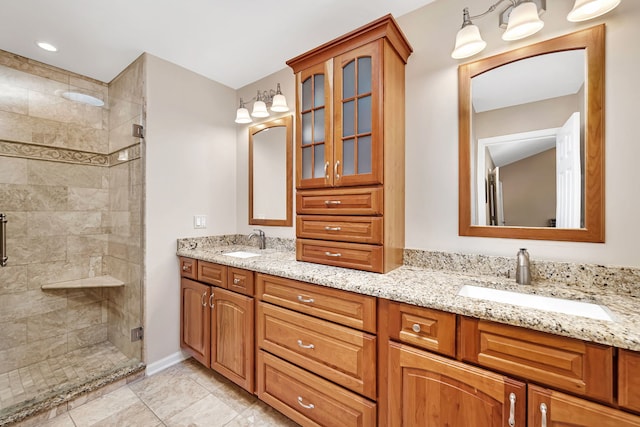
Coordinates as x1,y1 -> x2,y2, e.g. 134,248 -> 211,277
251,101 -> 269,118
270,94 -> 289,112
567,0 -> 621,22
451,24 -> 487,59
503,2 -> 545,41
235,107 -> 252,124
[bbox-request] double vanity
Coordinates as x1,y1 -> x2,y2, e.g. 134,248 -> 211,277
177,241 -> 640,426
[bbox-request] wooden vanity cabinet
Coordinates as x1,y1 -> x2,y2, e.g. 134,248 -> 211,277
179,258 -> 255,393
619,349 -> 640,413
287,15 -> 412,273
529,384 -> 640,426
255,273 -> 378,426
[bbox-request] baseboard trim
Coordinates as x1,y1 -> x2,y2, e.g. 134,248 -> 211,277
145,351 -> 190,376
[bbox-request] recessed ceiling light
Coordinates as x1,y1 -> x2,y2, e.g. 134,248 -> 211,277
36,41 -> 58,52
61,91 -> 105,107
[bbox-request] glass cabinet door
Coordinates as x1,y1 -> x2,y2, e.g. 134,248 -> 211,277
297,62 -> 333,189
333,42 -> 382,187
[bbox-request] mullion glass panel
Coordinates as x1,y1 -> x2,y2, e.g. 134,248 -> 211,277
314,75 -> 325,108
343,100 -> 355,138
357,57 -> 372,95
357,95 -> 372,134
342,138 -> 355,176
313,108 -> 325,142
302,77 -> 312,111
302,112 -> 312,145
343,61 -> 355,99
357,136 -> 372,174
313,144 -> 325,178
302,146 -> 312,179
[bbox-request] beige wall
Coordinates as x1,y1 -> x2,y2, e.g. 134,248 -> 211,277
500,148 -> 556,227
144,54 -> 237,366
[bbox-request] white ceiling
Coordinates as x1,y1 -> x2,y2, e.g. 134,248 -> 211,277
1,0 -> 435,89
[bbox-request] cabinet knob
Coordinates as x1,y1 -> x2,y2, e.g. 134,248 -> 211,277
297,339 -> 315,350
233,278 -> 241,285
297,396 -> 315,410
540,403 -> 548,427
182,265 -> 189,271
412,323 -> 421,333
297,295 -> 314,304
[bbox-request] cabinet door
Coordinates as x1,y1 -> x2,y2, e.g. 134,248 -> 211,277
180,278 -> 210,367
297,61 -> 333,189
528,384 -> 640,426
387,342 -> 526,427
333,42 -> 382,187
211,287 -> 254,393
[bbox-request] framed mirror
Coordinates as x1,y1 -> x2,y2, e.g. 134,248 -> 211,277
249,115 -> 293,226
458,25 -> 604,242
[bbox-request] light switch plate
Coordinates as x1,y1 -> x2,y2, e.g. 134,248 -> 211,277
193,215 -> 207,229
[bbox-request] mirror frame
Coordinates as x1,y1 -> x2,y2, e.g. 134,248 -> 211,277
249,115 -> 293,227
458,25 -> 605,242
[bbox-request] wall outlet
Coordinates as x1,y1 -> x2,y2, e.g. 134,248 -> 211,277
193,215 -> 207,229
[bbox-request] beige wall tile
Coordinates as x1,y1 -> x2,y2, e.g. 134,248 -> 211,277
0,320 -> 27,351
27,211 -> 102,236
0,110 -> 32,142
0,289 -> 67,323
27,257 -> 93,289
66,234 -> 108,257
66,125 -> 109,153
68,187 -> 109,211
0,83 -> 28,114
4,211 -> 27,238
28,160 -> 105,188
0,184 -> 68,211
0,157 -> 27,184
0,334 -> 67,374
108,117 -> 142,153
67,324 -> 108,352
10,236 -> 67,265
0,265 -> 27,294
28,91 -> 104,130
67,301 -> 104,330
26,309 -> 67,342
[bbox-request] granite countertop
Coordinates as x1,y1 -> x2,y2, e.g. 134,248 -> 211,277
177,244 -> 640,352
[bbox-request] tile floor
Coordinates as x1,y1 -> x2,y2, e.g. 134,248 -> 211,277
15,358 -> 299,427
0,342 -> 134,412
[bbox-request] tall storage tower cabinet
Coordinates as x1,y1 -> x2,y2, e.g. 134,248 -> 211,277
287,15 -> 412,273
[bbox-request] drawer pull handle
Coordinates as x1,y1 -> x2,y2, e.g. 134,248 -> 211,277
324,200 -> 342,205
412,323 -> 421,333
540,403 -> 547,427
297,339 -> 315,349
508,393 -> 516,427
182,265 -> 190,272
297,295 -> 314,304
209,293 -> 214,309
233,278 -> 241,285
324,251 -> 342,257
297,396 -> 315,410
201,292 -> 207,307
324,226 -> 342,231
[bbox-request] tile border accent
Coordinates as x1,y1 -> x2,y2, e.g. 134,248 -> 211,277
0,139 -> 141,167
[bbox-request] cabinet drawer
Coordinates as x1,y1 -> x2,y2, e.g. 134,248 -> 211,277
256,273 -> 376,333
459,317 -> 614,403
257,350 -> 376,427
179,257 -> 197,280
297,215 -> 383,244
227,267 -> 254,296
619,349 -> 640,413
385,301 -> 456,357
257,302 -> 376,399
197,261 -> 227,287
297,187 -> 383,215
297,239 -> 383,273
529,384 -> 640,426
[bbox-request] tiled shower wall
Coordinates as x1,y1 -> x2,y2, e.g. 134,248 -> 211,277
0,50 -> 144,375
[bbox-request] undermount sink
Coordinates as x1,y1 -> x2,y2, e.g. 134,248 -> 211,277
457,285 -> 614,322
223,251 -> 261,259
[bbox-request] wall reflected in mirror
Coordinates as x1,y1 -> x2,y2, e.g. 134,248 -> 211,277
472,50 -> 585,229
249,115 -> 293,226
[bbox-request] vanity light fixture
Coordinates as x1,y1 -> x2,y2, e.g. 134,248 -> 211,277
234,83 -> 289,124
451,0 -> 621,59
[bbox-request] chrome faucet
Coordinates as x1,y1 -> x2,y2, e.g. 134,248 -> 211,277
248,229 -> 266,250
515,248 -> 531,285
